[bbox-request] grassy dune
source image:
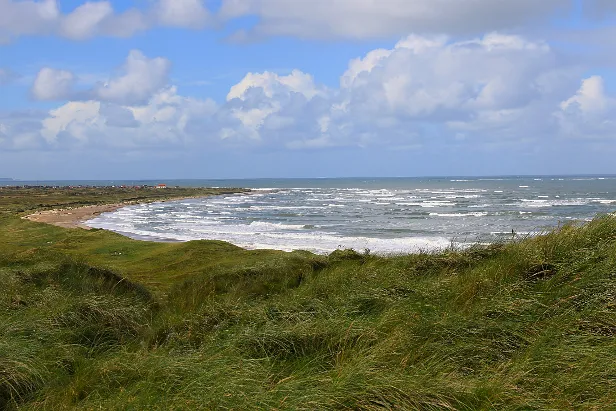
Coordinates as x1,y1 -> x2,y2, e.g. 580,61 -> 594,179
1,188 -> 616,409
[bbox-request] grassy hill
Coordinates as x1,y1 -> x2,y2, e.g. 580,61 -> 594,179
1,187 -> 615,409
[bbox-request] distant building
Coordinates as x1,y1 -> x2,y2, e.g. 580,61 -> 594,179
156,184 -> 167,189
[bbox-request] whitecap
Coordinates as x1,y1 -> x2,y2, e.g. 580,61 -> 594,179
429,212 -> 488,217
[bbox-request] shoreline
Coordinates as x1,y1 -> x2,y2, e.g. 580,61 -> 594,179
24,203 -> 134,229
22,194 -> 245,230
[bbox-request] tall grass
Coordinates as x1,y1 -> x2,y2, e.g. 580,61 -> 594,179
1,214 -> 616,409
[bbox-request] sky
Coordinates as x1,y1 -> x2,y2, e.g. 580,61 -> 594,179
0,0 -> 615,180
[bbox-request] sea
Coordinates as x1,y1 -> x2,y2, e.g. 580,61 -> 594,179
11,176 -> 616,255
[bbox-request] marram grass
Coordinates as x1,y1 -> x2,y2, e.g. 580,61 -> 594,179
1,188 -> 616,409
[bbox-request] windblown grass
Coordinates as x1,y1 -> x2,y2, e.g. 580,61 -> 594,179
1,189 -> 616,409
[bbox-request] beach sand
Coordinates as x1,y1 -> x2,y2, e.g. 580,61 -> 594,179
23,203 -> 129,229
21,192 -> 250,230
22,190 -> 256,231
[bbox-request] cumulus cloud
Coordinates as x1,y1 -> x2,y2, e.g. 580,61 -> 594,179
155,0 -> 211,29
31,67 -> 76,100
59,1 -> 113,40
56,1 -> 151,40
335,34 -> 577,136
219,33 -> 582,149
219,0 -> 571,40
227,70 -> 324,101
39,86 -> 217,148
0,0 -> 578,43
31,50 -> 171,104
0,109 -> 48,150
41,101 -> 103,144
0,0 -> 210,42
220,70 -> 329,143
99,104 -> 139,128
6,33 -> 616,153
94,50 -> 171,105
0,0 -> 59,42
556,76 -> 616,138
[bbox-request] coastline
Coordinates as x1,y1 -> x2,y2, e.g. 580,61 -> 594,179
23,203 -> 132,229
22,193 -> 246,230
4,187 -> 616,409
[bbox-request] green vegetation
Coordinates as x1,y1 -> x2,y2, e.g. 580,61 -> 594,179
1,187 -> 616,409
0,185 -> 249,215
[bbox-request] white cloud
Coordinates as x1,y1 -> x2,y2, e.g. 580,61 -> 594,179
0,109 -> 49,150
222,70 -> 328,144
94,50 -> 171,105
556,76 -> 616,138
227,70 -> 323,101
39,86 -> 218,148
99,104 -> 139,128
212,33 -> 599,149
219,0 -> 571,39
31,67 -> 76,100
7,33 -> 616,153
0,0 -> 210,42
59,1 -> 112,40
155,0 -> 210,29
42,101 -> 102,144
31,50 -> 171,104
339,33 -> 561,118
0,0 -> 59,42
560,76 -> 610,113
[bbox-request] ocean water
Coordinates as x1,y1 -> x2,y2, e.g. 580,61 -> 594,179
80,176 -> 616,255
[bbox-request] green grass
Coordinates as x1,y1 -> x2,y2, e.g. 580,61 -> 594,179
1,188 -> 616,409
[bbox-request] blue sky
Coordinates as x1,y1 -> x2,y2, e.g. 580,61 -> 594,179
0,0 -> 615,179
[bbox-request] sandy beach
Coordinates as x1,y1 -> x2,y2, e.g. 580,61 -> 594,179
21,191 -> 253,230
23,203 -> 130,229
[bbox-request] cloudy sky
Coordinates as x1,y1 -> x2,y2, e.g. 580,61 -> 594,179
0,0 -> 615,179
